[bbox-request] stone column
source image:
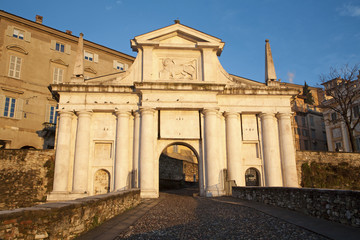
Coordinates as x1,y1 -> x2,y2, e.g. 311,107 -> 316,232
114,110 -> 131,190
260,113 -> 283,186
72,110 -> 92,194
132,111 -> 140,188
277,113 -> 298,187
52,110 -> 73,193
340,121 -> 351,152
139,107 -> 156,198
203,109 -> 223,196
324,114 -> 333,151
224,112 -> 243,186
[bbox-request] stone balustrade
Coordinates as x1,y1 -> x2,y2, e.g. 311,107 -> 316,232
232,187 -> 360,227
0,189 -> 140,239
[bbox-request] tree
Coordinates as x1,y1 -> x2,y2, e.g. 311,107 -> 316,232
320,64 -> 360,152
302,81 -> 315,105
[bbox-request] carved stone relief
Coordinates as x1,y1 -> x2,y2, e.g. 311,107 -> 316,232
159,58 -> 197,80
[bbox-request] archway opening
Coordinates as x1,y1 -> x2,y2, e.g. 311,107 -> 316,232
245,167 -> 260,186
94,169 -> 110,195
159,143 -> 199,191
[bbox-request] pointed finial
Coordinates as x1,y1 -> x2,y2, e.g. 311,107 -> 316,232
174,19 -> 180,24
265,38 -> 278,84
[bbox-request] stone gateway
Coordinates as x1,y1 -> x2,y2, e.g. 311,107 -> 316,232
48,22 -> 298,201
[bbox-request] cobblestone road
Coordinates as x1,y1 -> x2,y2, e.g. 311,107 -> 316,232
115,189 -> 328,240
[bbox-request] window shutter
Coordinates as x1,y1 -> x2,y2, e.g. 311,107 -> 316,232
0,94 -> 5,117
50,40 -> 56,50
9,55 -> 15,77
45,104 -> 50,123
53,68 -> 58,83
24,31 -> 31,42
59,69 -> 63,83
94,54 -> 99,63
15,98 -> 23,120
15,57 -> 22,79
113,60 -> 117,69
125,64 -> 129,70
65,44 -> 71,55
6,26 -> 13,37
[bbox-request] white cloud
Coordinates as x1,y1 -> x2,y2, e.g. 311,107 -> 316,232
287,72 -> 295,83
105,5 -> 113,11
338,3 -> 360,17
116,0 -> 123,4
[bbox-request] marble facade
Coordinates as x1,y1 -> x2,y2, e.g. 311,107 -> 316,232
48,22 -> 298,200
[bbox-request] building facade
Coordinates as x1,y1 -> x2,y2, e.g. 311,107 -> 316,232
48,22 -> 299,200
322,78 -> 360,152
0,11 -> 134,149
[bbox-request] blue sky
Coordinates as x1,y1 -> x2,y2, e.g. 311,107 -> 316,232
2,0 -> 360,87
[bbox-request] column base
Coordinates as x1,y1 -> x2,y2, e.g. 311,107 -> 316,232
205,186 -> 226,197
140,189 -> 158,198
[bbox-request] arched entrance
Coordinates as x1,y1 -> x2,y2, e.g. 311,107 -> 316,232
245,168 -> 260,186
159,143 -> 199,191
94,169 -> 110,195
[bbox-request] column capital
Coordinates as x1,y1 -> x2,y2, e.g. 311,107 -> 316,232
259,112 -> 275,119
202,108 -> 219,116
114,110 -> 131,117
57,110 -> 74,117
224,111 -> 240,118
139,107 -> 156,115
75,110 -> 93,117
276,112 -> 293,119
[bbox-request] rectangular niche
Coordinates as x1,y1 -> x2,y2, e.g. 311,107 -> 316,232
93,142 -> 112,166
242,114 -> 259,141
159,110 -> 200,139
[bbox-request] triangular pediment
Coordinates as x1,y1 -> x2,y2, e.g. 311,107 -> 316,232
131,23 -> 225,55
50,58 -> 68,66
150,31 -> 208,44
84,66 -> 97,74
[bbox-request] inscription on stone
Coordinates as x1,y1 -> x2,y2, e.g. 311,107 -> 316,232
160,110 -> 200,139
242,114 -> 259,141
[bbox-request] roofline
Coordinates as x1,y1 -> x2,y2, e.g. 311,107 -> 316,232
0,10 -> 135,61
134,22 -> 223,42
281,81 -> 322,90
229,73 -> 264,84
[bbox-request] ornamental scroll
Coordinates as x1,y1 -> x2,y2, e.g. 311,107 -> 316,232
159,58 -> 197,80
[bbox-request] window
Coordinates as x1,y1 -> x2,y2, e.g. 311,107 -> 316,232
113,60 -> 129,71
53,68 -> 64,84
13,28 -> 24,40
335,141 -> 342,151
353,105 -> 360,118
301,116 -> 306,127
4,97 -> 16,118
311,129 -> 316,139
55,42 -> 65,52
49,105 -> 57,124
309,116 -> 314,127
8,55 -> 22,79
302,129 -> 309,137
356,137 -> 360,152
85,51 -> 94,61
304,140 -> 309,150
331,112 -> 337,121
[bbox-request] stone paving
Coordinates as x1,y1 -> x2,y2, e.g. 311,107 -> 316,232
115,189 -> 329,240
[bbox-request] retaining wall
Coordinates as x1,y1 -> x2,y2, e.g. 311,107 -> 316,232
0,189 -> 140,239
232,187 -> 360,227
0,149 -> 55,210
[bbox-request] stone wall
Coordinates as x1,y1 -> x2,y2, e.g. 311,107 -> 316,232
232,187 -> 360,227
0,149 -> 55,210
296,151 -> 360,189
0,189 -> 140,239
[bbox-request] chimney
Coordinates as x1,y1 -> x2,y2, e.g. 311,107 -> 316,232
66,30 -> 72,35
35,15 -> 43,24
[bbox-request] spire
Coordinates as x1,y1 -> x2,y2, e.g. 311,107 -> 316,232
71,33 -> 84,82
265,39 -> 278,85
